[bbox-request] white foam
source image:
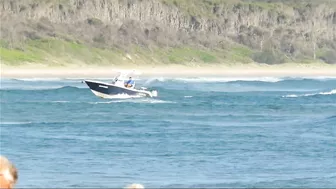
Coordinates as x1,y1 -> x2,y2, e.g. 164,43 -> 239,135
0,86 -> 62,90
13,78 -> 63,81
297,76 -> 336,80
283,89 -> 336,98
90,98 -> 175,104
94,93 -> 143,99
284,94 -> 299,98
0,85 -> 84,90
145,76 -> 336,83
184,96 -> 193,98
172,77 -> 283,83
136,99 -> 175,104
319,89 -> 336,95
4,100 -> 74,104
50,101 -> 71,103
0,121 -> 32,125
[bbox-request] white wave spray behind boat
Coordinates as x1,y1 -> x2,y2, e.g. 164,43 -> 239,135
283,89 -> 336,98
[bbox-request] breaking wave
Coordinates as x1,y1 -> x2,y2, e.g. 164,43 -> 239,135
142,76 -> 336,86
2,76 -> 336,83
172,77 -> 283,83
283,89 -> 336,98
9,78 -> 64,81
0,121 -> 32,125
0,86 -> 83,91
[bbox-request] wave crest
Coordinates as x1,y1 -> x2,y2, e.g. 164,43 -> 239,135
0,85 -> 82,91
172,77 -> 283,83
283,89 -> 336,98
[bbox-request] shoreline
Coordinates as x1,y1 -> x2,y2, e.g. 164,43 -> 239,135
1,63 -> 336,79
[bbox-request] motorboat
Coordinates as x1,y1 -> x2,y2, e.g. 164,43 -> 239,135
83,70 -> 158,98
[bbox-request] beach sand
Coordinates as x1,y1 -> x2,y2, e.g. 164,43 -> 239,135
1,63 -> 336,78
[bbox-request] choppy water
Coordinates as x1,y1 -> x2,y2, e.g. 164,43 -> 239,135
0,76 -> 335,188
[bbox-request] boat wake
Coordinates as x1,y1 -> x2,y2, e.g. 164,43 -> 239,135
94,93 -> 143,99
283,89 -> 336,98
90,98 -> 175,104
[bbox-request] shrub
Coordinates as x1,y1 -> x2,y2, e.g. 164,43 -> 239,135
252,50 -> 285,64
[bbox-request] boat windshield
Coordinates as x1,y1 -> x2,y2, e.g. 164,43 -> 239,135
114,72 -> 128,81
113,71 -> 136,87
114,70 -> 139,80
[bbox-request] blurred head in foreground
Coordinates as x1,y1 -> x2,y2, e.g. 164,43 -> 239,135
125,183 -> 144,189
0,156 -> 18,189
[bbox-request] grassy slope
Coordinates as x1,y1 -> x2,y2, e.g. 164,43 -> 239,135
0,0 -> 332,67
0,38 -> 256,66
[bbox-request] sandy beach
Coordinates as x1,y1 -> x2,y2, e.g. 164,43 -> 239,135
1,63 -> 336,79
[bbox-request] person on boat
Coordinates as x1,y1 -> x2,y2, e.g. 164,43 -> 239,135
124,77 -> 134,88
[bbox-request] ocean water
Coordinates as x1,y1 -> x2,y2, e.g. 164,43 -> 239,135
0,76 -> 335,188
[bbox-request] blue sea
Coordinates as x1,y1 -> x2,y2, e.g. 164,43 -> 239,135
0,76 -> 335,188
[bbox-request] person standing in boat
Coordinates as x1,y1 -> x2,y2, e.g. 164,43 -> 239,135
124,77 -> 134,88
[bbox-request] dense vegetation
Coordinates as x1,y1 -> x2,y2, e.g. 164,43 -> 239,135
0,0 -> 335,66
